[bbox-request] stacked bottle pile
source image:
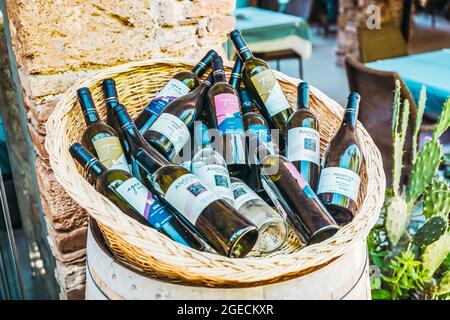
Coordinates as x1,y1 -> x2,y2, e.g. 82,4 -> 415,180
69,31 -> 364,259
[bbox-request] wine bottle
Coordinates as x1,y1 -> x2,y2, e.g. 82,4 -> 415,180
143,73 -> 214,161
207,55 -> 248,176
286,82 -> 320,191
317,92 -> 363,223
135,148 -> 259,258
135,50 -> 217,134
238,88 -> 273,202
255,141 -> 339,244
112,103 -> 169,183
102,78 -> 131,162
230,178 -> 287,253
77,87 -> 130,173
191,123 -> 235,206
69,143 -> 210,252
229,29 -> 293,137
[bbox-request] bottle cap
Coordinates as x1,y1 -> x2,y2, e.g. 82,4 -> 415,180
239,88 -> 254,113
102,78 -> 118,100
297,82 -> 310,109
69,142 -> 103,171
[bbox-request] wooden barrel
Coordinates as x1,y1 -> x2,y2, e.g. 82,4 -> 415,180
86,221 -> 371,300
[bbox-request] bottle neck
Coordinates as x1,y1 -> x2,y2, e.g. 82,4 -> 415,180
113,106 -> 144,151
230,31 -> 254,62
70,143 -> 107,180
191,50 -> 217,77
342,93 -> 360,130
229,58 -> 243,90
239,89 -> 254,114
78,88 -> 100,125
297,82 -> 310,110
135,148 -> 165,176
198,73 -> 214,94
212,56 -> 226,83
103,79 -> 119,109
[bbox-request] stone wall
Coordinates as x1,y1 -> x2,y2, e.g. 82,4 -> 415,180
4,0 -> 235,299
337,0 -> 406,64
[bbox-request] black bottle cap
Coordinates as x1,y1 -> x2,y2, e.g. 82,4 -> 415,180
229,29 -> 242,40
102,78 -> 118,100
346,92 -> 361,111
297,82 -> 310,109
77,87 -> 95,111
69,142 -> 106,172
112,104 -> 134,129
193,50 -> 218,77
239,88 -> 254,113
212,55 -> 226,81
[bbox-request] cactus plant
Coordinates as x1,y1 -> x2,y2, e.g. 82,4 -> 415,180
385,195 -> 409,246
413,216 -> 448,247
412,86 -> 426,163
434,271 -> 450,300
406,139 -> 442,204
422,232 -> 450,277
423,179 -> 450,219
392,97 -> 410,197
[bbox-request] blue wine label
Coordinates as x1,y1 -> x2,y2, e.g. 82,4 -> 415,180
111,178 -> 172,230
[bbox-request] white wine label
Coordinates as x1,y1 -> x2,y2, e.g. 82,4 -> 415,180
192,164 -> 234,202
317,167 -> 361,202
251,69 -> 291,117
113,178 -> 153,217
231,180 -> 260,210
150,113 -> 190,154
112,178 -> 172,230
92,136 -> 130,173
287,127 -> 320,165
157,78 -> 190,98
166,173 -> 220,224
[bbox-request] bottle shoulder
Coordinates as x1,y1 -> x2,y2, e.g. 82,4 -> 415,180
208,83 -> 238,97
173,71 -> 199,89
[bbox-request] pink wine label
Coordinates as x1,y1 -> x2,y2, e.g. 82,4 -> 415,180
214,93 -> 244,133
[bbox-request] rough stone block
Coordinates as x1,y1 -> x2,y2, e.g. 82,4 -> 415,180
48,224 -> 88,254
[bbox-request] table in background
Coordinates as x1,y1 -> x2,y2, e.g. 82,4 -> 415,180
227,7 -> 313,62
366,49 -> 450,119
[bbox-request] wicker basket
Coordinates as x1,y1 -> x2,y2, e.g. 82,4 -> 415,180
45,58 -> 385,287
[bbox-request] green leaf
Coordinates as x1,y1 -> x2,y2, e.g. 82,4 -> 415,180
433,98 -> 450,139
406,139 -> 442,203
413,216 -> 448,247
372,289 -> 392,300
413,86 -> 426,163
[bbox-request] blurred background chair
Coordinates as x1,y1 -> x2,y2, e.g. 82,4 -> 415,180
357,21 -> 409,63
345,56 -> 436,186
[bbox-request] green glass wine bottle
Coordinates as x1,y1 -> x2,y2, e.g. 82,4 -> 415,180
77,87 -> 130,173
69,143 -> 211,251
229,29 -> 293,138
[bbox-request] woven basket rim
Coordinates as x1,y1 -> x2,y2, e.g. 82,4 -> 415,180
45,58 -> 385,286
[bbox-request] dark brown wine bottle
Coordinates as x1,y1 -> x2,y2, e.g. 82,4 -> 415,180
253,137 -> 339,244
69,143 -> 211,252
229,30 -> 293,138
207,55 -> 248,177
143,73 -> 214,161
286,82 -> 320,191
317,92 -> 363,223
135,148 -> 259,258
77,87 -> 130,173
135,50 -> 217,134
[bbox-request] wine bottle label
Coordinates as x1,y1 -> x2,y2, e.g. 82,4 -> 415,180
250,69 -> 291,117
231,180 -> 260,210
193,164 -> 234,202
92,135 -> 130,173
112,178 -> 172,230
284,162 -> 329,212
150,113 -> 190,154
165,173 -> 220,224
317,167 -> 361,202
287,127 -> 320,165
140,79 -> 191,131
214,93 -> 245,134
